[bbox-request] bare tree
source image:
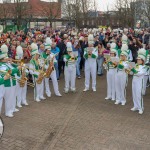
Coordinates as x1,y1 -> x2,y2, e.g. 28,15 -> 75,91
11,0 -> 31,30
114,0 -> 136,28
37,0 -> 61,28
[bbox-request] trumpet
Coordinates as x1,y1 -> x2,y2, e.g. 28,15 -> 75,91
125,69 -> 131,74
12,59 -> 24,66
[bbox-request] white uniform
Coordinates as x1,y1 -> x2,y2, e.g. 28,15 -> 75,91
44,53 -> 61,96
115,61 -> 129,104
106,61 -> 117,100
0,75 -> 5,114
16,68 -> 29,106
0,63 -> 18,116
29,60 -> 44,101
84,47 -> 98,90
64,54 -> 77,92
132,65 -> 147,111
142,66 -> 149,95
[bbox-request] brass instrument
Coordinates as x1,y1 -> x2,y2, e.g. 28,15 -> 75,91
0,70 -> 34,87
19,66 -> 28,87
36,59 -> 47,84
125,69 -> 131,74
45,53 -> 59,78
11,59 -> 25,66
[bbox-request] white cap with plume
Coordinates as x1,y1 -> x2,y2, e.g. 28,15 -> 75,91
15,46 -> 23,60
66,42 -> 73,52
110,43 -> 117,54
137,48 -> 147,61
88,34 -> 94,45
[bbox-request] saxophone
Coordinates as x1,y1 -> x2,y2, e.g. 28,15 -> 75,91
36,59 -> 46,84
19,67 -> 28,87
45,53 -> 58,78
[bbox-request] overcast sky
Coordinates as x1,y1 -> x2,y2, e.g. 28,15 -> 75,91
98,0 -> 115,11
0,0 -> 116,11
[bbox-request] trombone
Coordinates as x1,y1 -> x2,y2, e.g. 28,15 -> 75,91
0,70 -> 35,87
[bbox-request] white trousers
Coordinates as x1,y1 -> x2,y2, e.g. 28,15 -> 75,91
84,59 -> 97,89
115,71 -> 127,103
16,83 -> 27,105
0,85 -> 5,114
34,78 -> 44,99
106,69 -> 116,99
132,76 -> 144,110
142,75 -> 149,95
64,65 -> 76,91
4,86 -> 16,115
44,70 -> 60,95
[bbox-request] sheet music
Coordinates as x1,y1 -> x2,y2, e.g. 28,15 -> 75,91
128,62 -> 136,68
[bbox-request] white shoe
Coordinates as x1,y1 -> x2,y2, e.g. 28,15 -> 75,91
64,90 -> 69,94
6,113 -> 14,118
115,101 -> 120,105
105,97 -> 111,100
17,104 -> 22,108
121,102 -> 126,106
131,107 -> 138,111
14,108 -> 19,112
35,98 -> 41,102
83,88 -> 89,92
40,96 -> 46,100
46,93 -> 51,97
56,93 -> 62,97
139,109 -> 143,115
22,102 -> 29,106
92,88 -> 96,92
111,99 -> 115,101
71,89 -> 76,93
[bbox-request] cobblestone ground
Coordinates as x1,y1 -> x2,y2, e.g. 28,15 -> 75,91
0,74 -> 150,150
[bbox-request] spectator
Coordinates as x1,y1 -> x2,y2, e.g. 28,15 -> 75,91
97,42 -> 105,76
51,42 -> 60,80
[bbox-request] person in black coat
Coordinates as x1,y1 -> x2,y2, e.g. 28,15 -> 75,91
57,38 -> 67,77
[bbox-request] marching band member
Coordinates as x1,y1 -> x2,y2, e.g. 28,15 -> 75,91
63,42 -> 77,93
105,43 -> 118,101
15,46 -> 29,108
0,61 -> 5,114
115,44 -> 130,105
122,35 -> 133,61
41,40 -> 62,97
130,49 -> 148,114
83,34 -> 98,92
142,52 -> 150,95
29,43 -> 45,102
0,44 -> 21,117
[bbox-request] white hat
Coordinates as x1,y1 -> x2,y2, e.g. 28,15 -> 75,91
15,46 -> 23,60
122,35 -> 128,44
137,48 -> 148,61
31,43 -> 40,56
46,37 -> 52,45
66,42 -> 73,52
1,44 -> 8,53
0,44 -> 8,59
88,34 -> 94,45
110,43 -> 117,54
121,44 -> 128,51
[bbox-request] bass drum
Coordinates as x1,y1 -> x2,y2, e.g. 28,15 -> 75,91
0,116 -> 4,139
0,25 -> 3,33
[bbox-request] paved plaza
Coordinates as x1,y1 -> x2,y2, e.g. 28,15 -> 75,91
0,75 -> 150,150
